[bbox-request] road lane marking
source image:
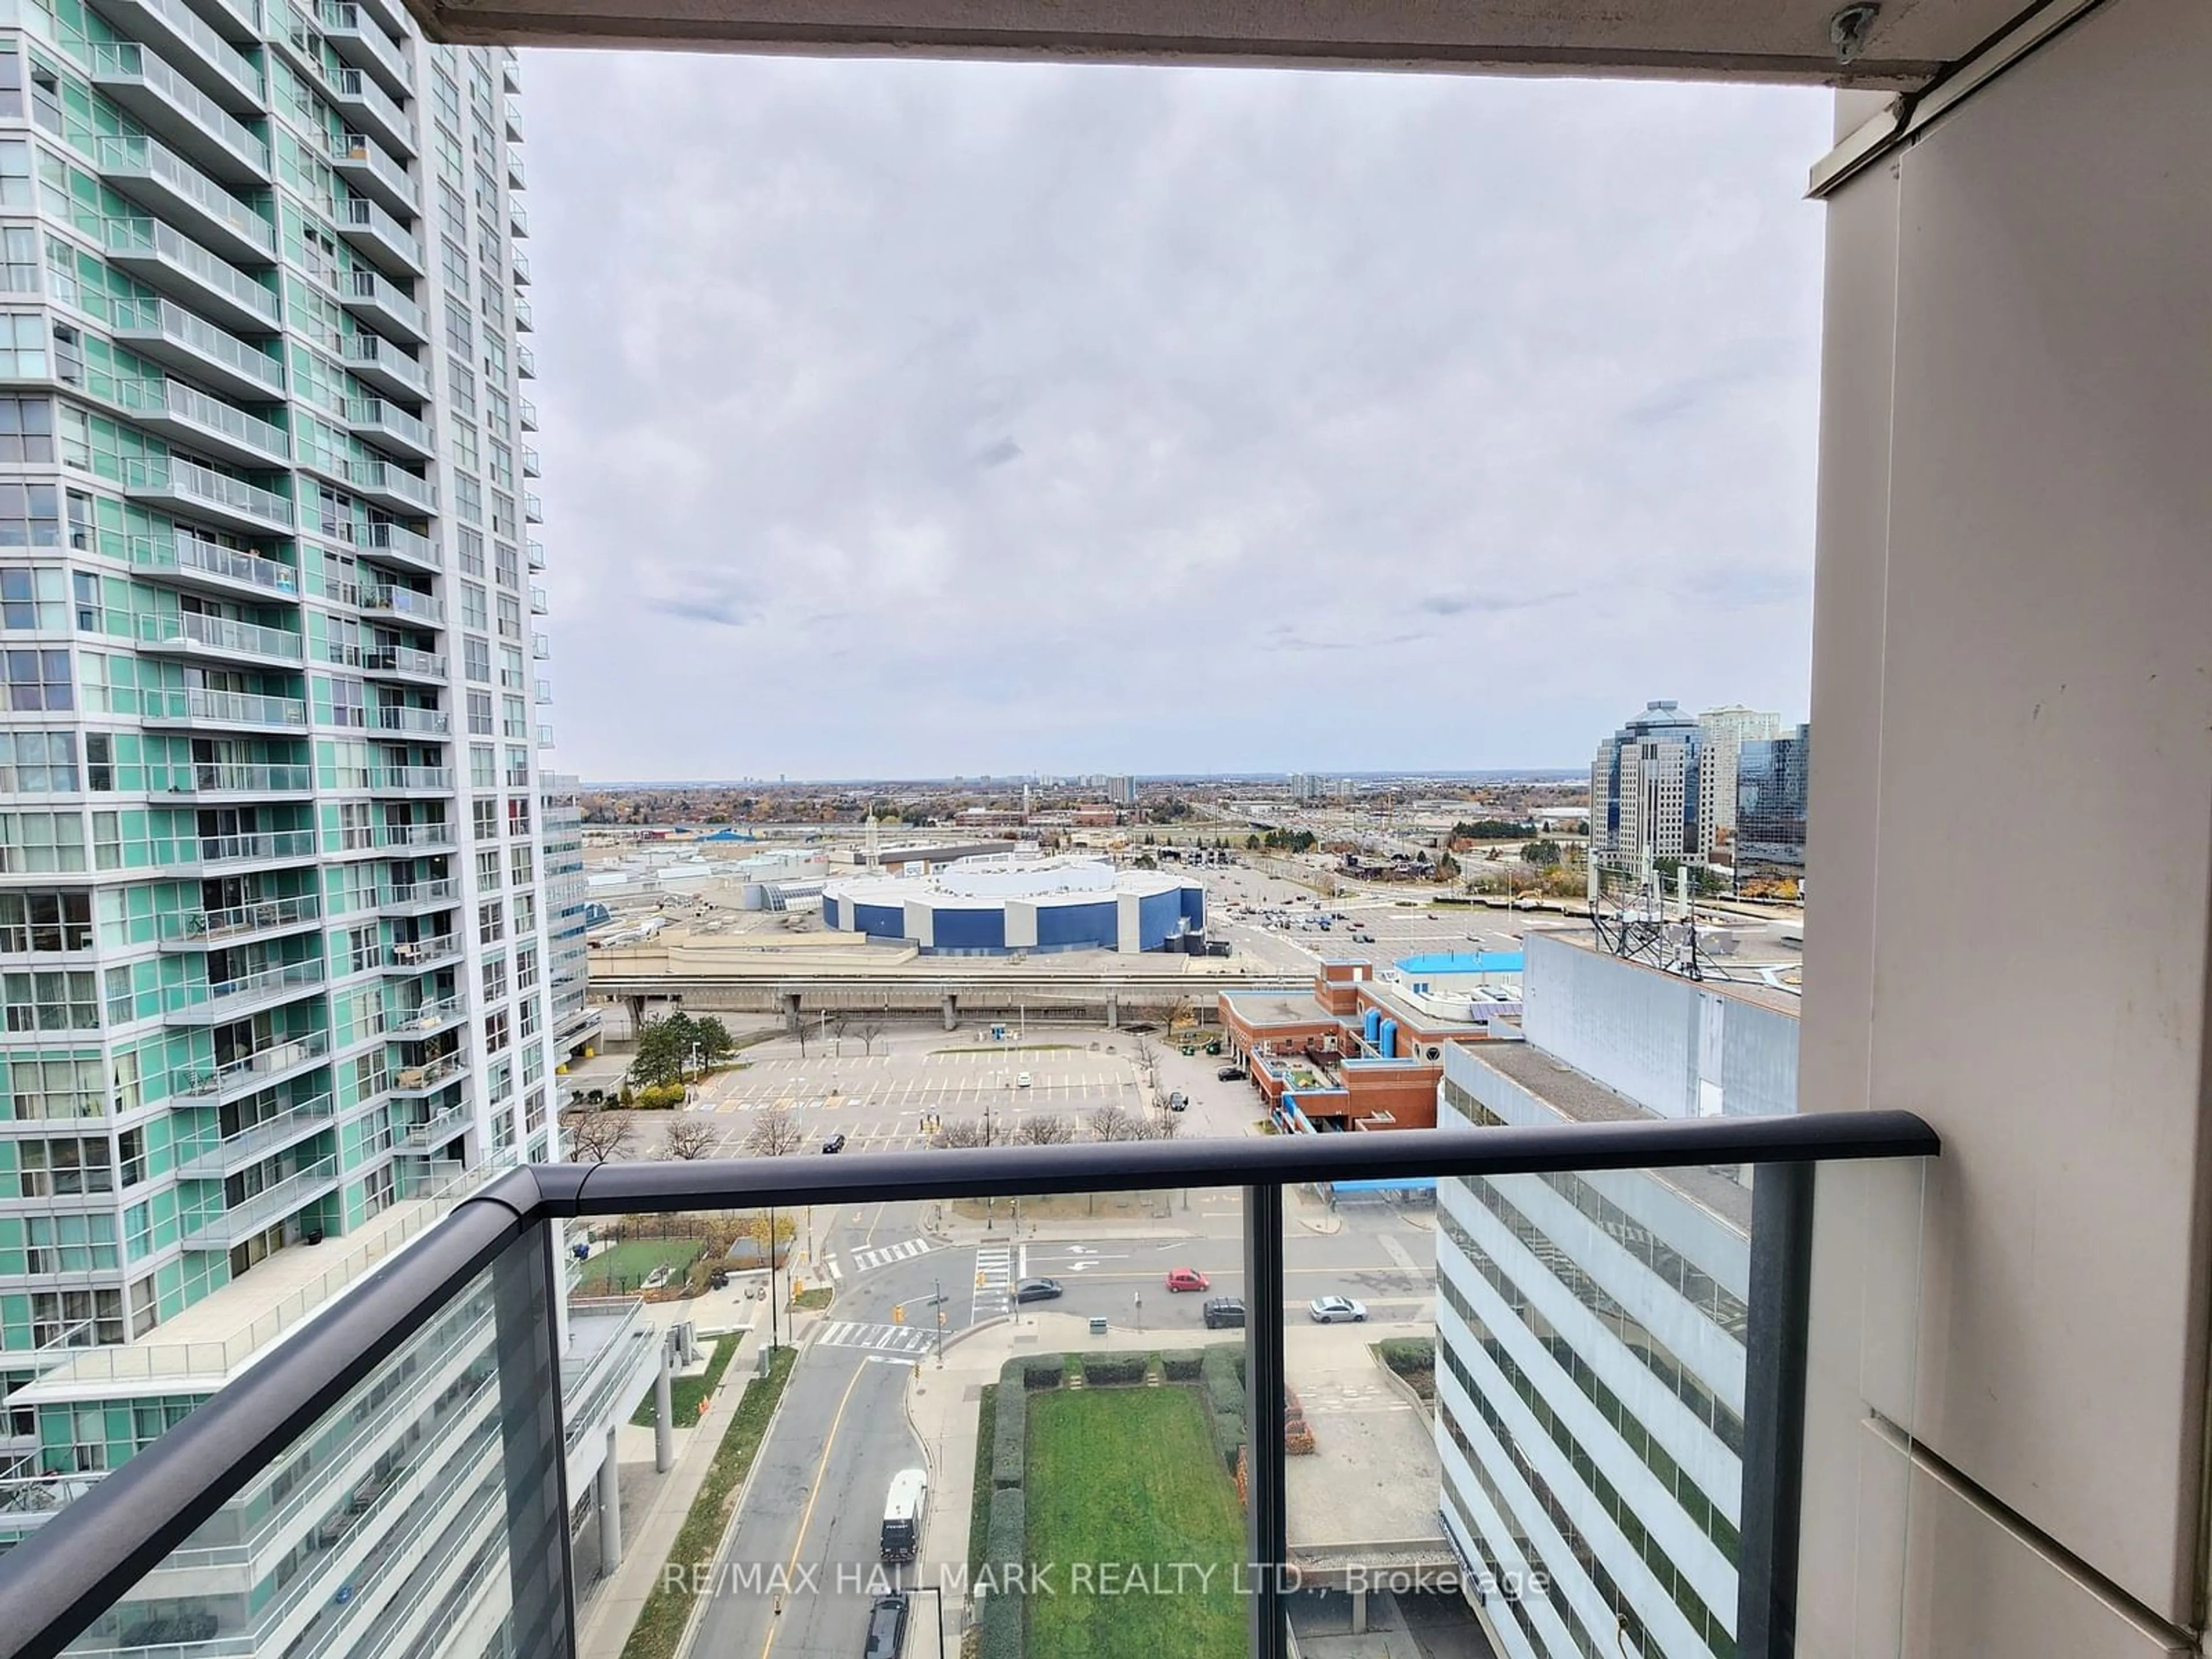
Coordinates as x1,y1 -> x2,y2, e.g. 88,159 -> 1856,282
757,1358 -> 869,1659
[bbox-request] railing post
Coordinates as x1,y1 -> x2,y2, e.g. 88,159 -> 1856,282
1244,1183 -> 1287,1659
1737,1161 -> 1815,1659
493,1220 -> 579,1658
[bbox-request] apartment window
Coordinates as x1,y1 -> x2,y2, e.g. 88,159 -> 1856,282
515,948 -> 538,993
0,483 -> 60,547
455,524 -> 484,577
0,311 -> 45,376
478,899 -> 503,944
444,297 -> 472,357
3,969 -> 98,1031
0,889 -> 90,952
0,729 -> 74,791
482,334 -> 506,380
433,67 -> 460,129
464,635 -> 490,684
505,745 -> 529,787
481,954 -> 506,1002
467,690 -> 493,736
509,842 -> 532,885
487,385 -> 509,437
484,1006 -> 509,1055
17,1137 -> 111,1196
487,1055 -> 513,1101
32,1287 -> 122,1350
452,421 -> 478,474
490,490 -> 514,539
0,138 -> 29,205
454,474 -> 482,525
362,1161 -> 393,1219
0,393 -> 51,456
470,747 -> 495,790
9,1054 -> 101,1119
475,846 -> 502,889
495,593 -> 521,642
520,994 -> 540,1041
0,810 -> 84,872
506,796 -> 531,836
499,644 -> 525,690
0,565 -> 63,628
1,646 -> 68,710
0,226 -> 33,294
438,181 -> 467,245
441,237 -> 470,296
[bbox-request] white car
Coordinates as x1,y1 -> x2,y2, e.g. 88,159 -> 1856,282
1016,1071 -> 1032,1088
1309,1296 -> 1368,1324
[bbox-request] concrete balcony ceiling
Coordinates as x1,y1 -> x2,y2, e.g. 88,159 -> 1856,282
400,0 -> 2055,87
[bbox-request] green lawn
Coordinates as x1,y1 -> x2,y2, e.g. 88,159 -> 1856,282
629,1327 -> 741,1427
579,1239 -> 702,1296
1025,1388 -> 1246,1659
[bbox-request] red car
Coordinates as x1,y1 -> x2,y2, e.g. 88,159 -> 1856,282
1166,1267 -> 1210,1293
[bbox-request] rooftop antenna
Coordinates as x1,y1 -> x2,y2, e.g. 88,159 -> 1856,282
866,810 -> 879,867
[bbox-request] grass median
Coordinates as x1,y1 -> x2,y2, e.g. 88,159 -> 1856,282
620,1344 -> 797,1659
629,1327 -> 743,1428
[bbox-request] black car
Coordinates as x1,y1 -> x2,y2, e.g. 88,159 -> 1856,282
864,1594 -> 908,1659
1014,1277 -> 1063,1304
1203,1297 -> 1247,1330
821,1132 -> 847,1154
1216,1065 -> 1247,1081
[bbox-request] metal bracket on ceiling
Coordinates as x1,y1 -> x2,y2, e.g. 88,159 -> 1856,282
1806,0 -> 2114,199
1829,2 -> 1881,65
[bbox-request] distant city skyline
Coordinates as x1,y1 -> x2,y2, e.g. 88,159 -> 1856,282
522,55 -> 1829,779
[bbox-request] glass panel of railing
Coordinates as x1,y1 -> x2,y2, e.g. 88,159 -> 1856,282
54,1227 -> 574,1659
1275,1121 -> 1930,1659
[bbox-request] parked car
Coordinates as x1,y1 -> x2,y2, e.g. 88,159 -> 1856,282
821,1132 -> 847,1154
864,1594 -> 908,1659
1202,1297 -> 1246,1330
1309,1295 -> 1368,1324
1166,1267 -> 1210,1293
1217,1065 -> 1247,1081
1016,1071 -> 1032,1088
1167,1091 -> 1187,1111
1014,1277 -> 1063,1304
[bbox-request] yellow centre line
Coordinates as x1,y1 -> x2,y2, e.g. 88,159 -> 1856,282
757,1358 -> 869,1659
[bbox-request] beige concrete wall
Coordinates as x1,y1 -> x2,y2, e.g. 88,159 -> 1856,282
1801,0 -> 2212,1645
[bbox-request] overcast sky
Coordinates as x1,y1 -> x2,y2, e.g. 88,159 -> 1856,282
518,52 -> 1830,783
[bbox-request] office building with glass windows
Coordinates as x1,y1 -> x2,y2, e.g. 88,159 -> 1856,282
1434,933 -> 1800,1659
0,1 -> 650,1639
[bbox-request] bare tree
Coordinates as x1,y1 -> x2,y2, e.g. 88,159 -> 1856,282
1167,997 -> 1195,1033
1013,1113 -> 1075,1146
933,1118 -> 990,1150
828,1012 -> 850,1051
660,1116 -> 718,1160
1089,1103 -> 1146,1143
744,1104 -> 810,1158
1141,1109 -> 1183,1142
1128,1035 -> 1158,1082
855,1021 -> 886,1056
561,1109 -> 634,1164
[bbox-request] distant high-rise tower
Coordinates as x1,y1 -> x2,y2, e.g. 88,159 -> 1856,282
1737,724 -> 1812,879
1591,702 -> 1704,866
1696,704 -> 1782,856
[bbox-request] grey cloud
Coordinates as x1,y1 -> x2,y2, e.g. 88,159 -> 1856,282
521,52 -> 1828,777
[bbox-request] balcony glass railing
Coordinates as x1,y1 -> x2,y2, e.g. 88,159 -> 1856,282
377,878 -> 459,906
121,457 -> 294,527
82,41 -> 271,175
176,1156 -> 339,1249
361,764 -> 453,790
342,259 -> 425,324
100,218 -> 279,324
359,583 -> 443,622
88,134 -> 276,255
158,687 -> 309,727
197,828 -> 318,864
391,1050 -> 464,1090
0,1116 -> 1938,1659
372,703 -> 450,735
191,958 -> 327,1013
128,531 -> 300,595
160,893 -> 321,941
175,1031 -> 330,1098
114,297 -> 287,393
343,396 -> 432,451
362,643 -> 444,676
340,329 -> 427,388
136,611 -> 304,660
164,761 -> 315,795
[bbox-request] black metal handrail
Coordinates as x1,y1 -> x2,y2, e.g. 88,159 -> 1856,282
0,1113 -> 1937,1659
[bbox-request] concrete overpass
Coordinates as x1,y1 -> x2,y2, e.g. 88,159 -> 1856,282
588,966 -> 1309,1033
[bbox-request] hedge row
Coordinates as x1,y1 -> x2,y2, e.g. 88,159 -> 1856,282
992,1374 -> 1028,1490
1160,1349 -> 1205,1382
981,1486 -> 1027,1659
1378,1336 -> 1435,1376
1081,1352 -> 1149,1387
1201,1345 -> 1248,1470
1020,1354 -> 1063,1391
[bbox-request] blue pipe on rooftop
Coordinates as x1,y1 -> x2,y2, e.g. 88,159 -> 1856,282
1380,1019 -> 1398,1059
1363,1007 -> 1381,1049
